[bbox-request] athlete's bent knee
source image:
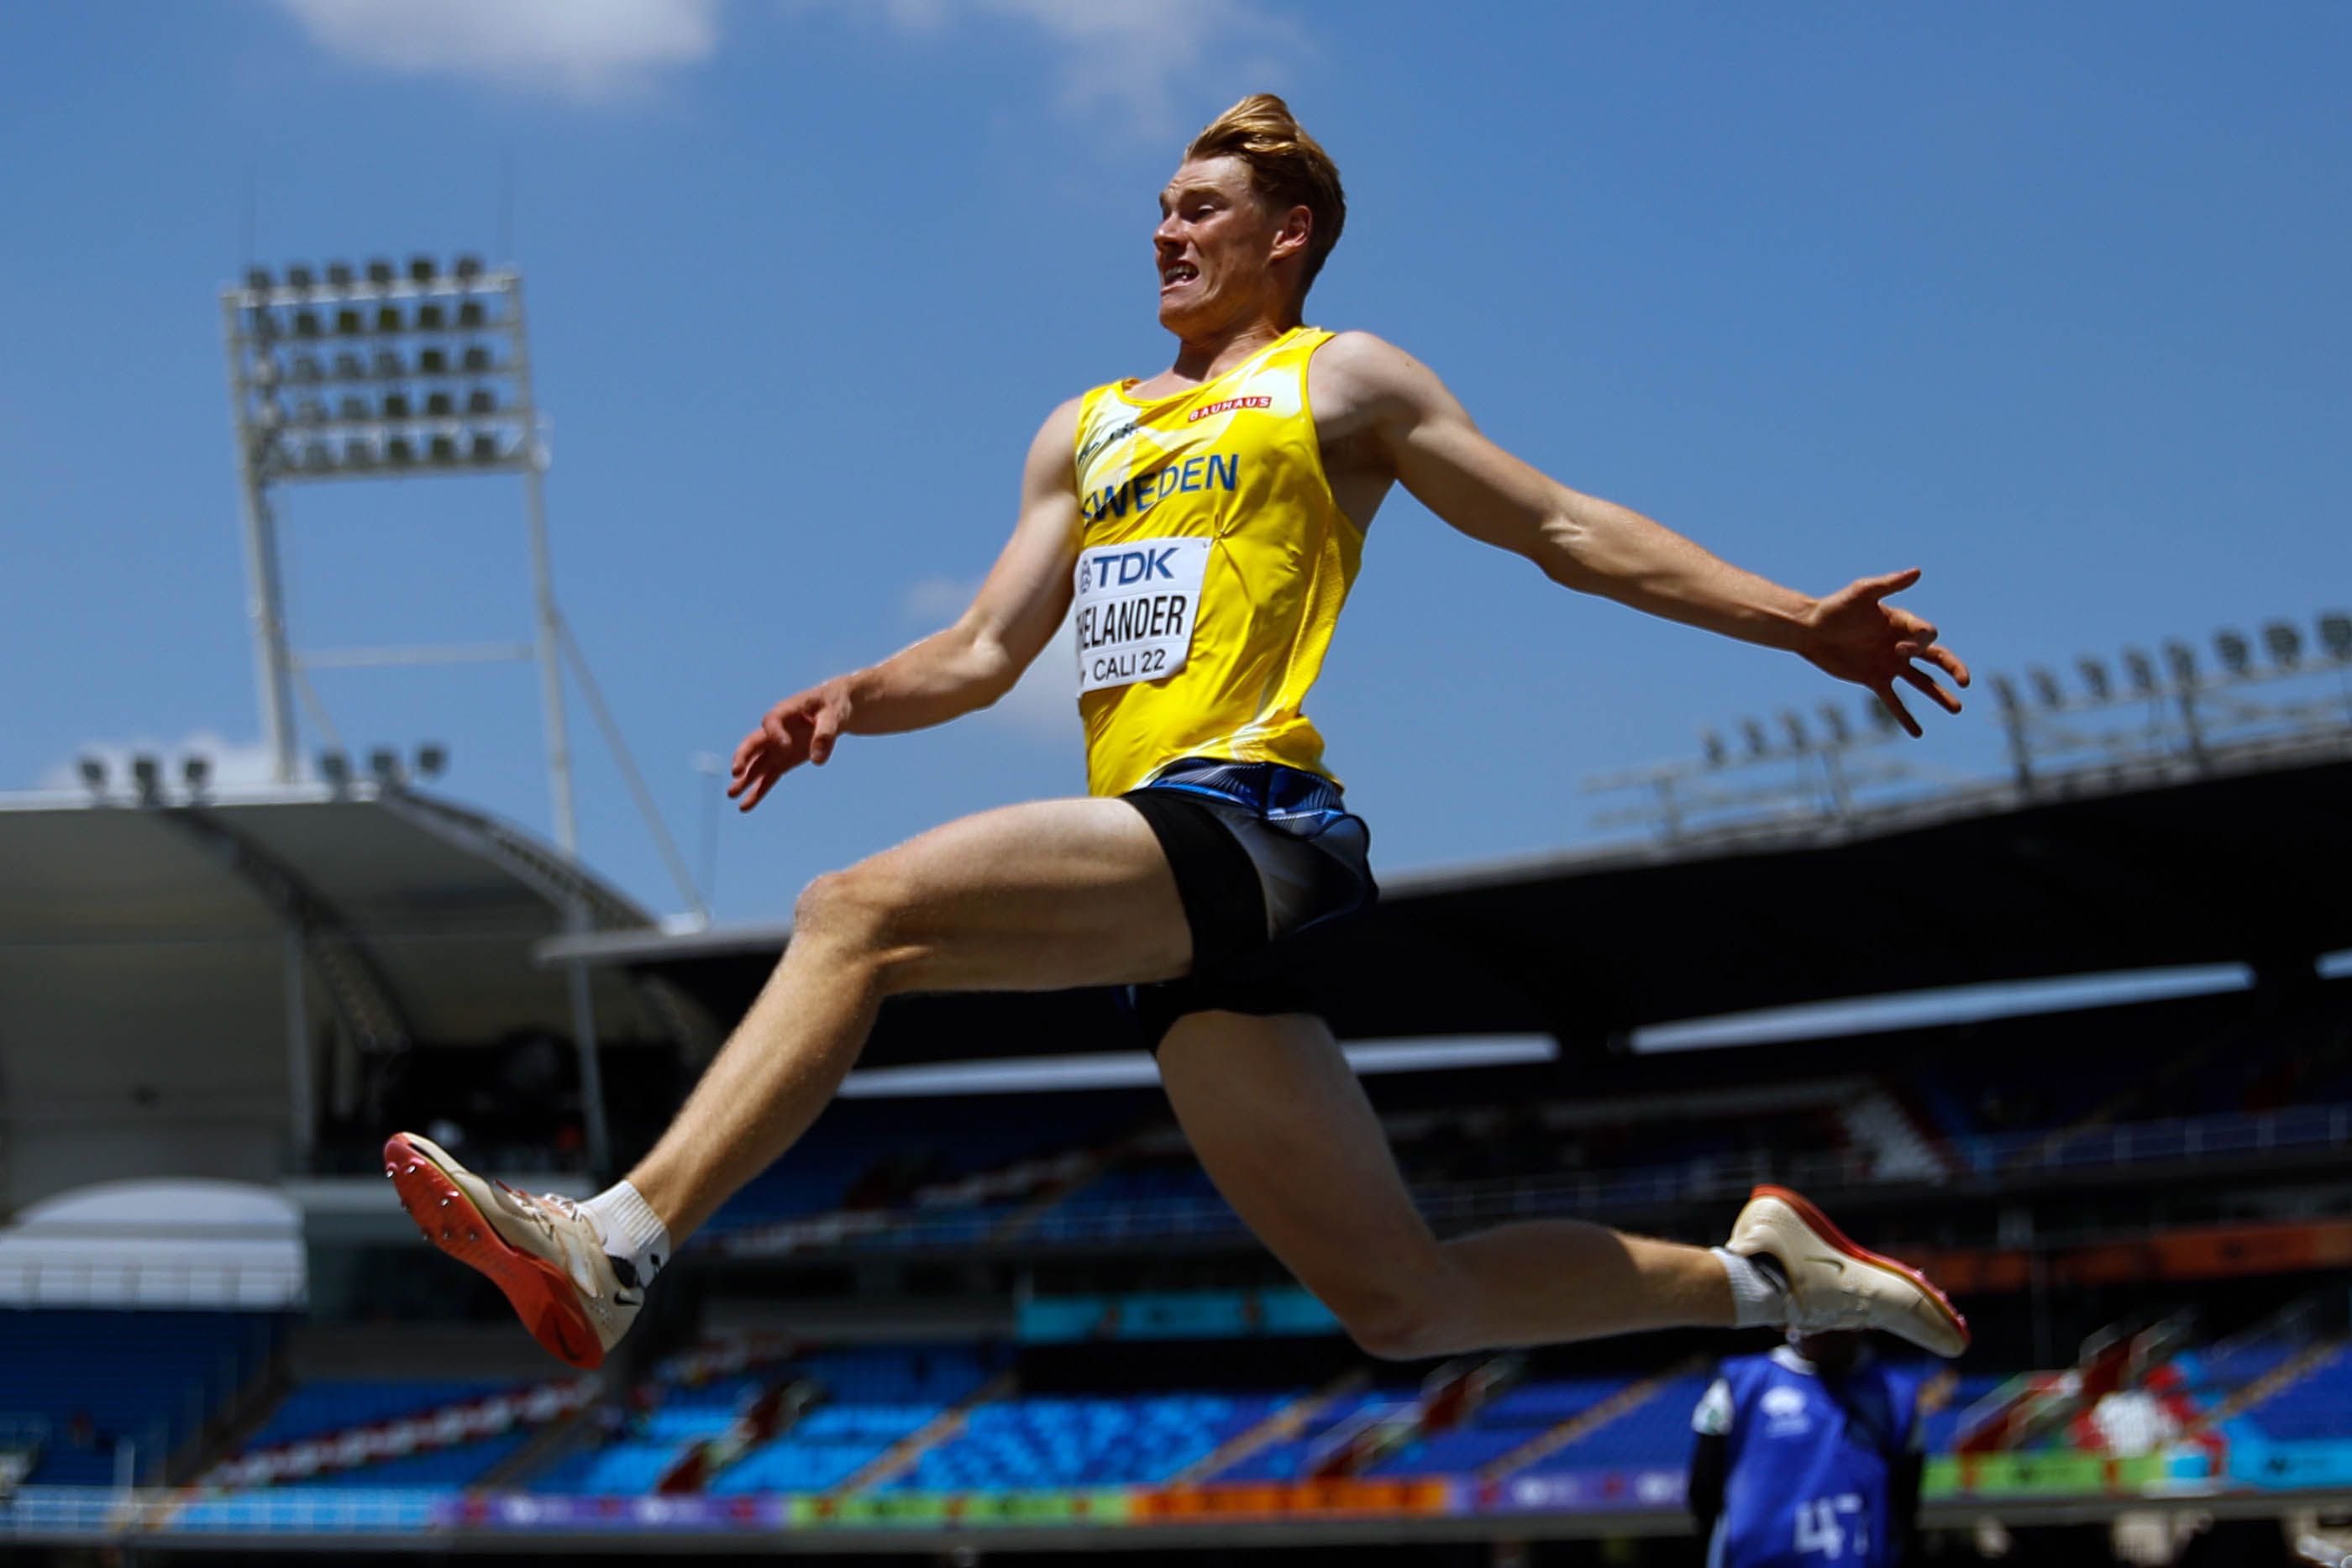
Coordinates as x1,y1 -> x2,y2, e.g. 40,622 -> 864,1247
792,866 -> 930,990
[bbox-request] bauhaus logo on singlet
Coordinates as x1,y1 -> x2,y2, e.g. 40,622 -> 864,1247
1188,395 -> 1272,422
1080,452 -> 1239,524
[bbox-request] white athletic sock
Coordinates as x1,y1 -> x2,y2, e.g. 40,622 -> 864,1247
582,1181 -> 672,1293
1713,1245 -> 1789,1329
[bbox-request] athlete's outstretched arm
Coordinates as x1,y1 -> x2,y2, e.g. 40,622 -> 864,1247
1319,333 -> 1968,735
729,398 -> 1084,810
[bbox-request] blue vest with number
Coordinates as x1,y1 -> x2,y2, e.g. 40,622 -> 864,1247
1713,1352 -> 1919,1568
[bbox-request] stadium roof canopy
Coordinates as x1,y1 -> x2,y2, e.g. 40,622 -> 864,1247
0,784 -> 660,1210
539,751 -> 2352,1069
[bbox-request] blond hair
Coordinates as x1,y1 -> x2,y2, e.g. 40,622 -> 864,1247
1185,93 -> 1347,295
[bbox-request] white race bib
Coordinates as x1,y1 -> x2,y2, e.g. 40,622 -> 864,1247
1073,536 -> 1210,694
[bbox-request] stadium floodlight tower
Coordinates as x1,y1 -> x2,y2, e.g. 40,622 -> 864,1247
218,254 -> 580,848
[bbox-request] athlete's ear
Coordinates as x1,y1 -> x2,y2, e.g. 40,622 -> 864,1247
1269,203 -> 1313,265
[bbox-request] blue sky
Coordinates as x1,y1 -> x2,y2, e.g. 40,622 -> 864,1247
3,2 -> 2346,925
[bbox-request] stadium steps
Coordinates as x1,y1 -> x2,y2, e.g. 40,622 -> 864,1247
479,1389 -> 610,1491
978,1151 -> 1116,1247
1476,1357 -> 1702,1482
1174,1370 -> 1370,1484
1840,1088 -> 1954,1183
173,1348 -> 293,1486
658,1377 -> 818,1492
832,1371 -> 1016,1495
1306,1356 -> 1519,1480
2201,1340 -> 2344,1429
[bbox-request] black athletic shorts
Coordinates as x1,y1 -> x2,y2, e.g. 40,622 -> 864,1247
1117,757 -> 1378,1050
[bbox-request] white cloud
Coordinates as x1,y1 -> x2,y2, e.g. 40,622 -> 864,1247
40,732 -> 286,793
817,0 -> 1305,140
270,0 -> 720,102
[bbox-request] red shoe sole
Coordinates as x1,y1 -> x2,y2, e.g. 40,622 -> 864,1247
383,1133 -> 605,1370
1752,1183 -> 1971,1352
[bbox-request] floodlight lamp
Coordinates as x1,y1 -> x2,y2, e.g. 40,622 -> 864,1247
1740,717 -> 1769,757
2319,612 -> 2352,660
2164,640 -> 2197,682
130,753 -> 161,801
460,345 -> 492,373
293,397 -> 327,426
381,391 -> 411,419
2029,667 -> 2064,709
292,310 -> 322,338
337,395 -> 367,422
371,349 -> 402,378
2076,657 -> 2111,701
1699,729 -> 1726,767
288,355 -> 321,385
333,351 -> 365,380
2261,619 -> 2301,668
454,255 -> 483,281
425,391 -> 453,417
428,434 -> 458,464
469,432 -> 501,463
366,259 -> 394,285
414,302 -> 446,332
318,749 -> 350,786
244,267 -> 272,293
77,756 -> 106,792
286,264 -> 314,291
2214,629 -> 2252,675
456,299 -> 486,329
368,747 -> 402,784
343,436 -> 376,469
182,755 -> 211,793
327,262 -> 353,287
1779,711 -> 1810,752
2122,648 -> 2156,695
386,436 -> 415,465
416,742 -> 449,779
301,439 -> 333,470
1816,702 -> 1850,744
335,307 -> 364,335
408,255 -> 435,284
1989,674 -> 2021,711
465,388 -> 496,414
417,347 -> 447,375
375,305 -> 401,333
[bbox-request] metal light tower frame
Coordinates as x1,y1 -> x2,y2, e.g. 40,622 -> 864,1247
220,257 -> 575,826
220,254 -> 619,1172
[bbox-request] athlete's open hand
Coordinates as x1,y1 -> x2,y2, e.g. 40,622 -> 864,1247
728,680 -> 853,812
1796,569 -> 1969,737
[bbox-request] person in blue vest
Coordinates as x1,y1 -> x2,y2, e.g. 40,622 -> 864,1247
1688,1330 -> 1926,1567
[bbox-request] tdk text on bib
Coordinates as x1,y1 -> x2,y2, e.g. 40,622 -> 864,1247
1073,537 -> 1211,695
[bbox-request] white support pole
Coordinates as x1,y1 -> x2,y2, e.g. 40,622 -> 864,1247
219,293 -> 300,784
284,924 -> 315,1173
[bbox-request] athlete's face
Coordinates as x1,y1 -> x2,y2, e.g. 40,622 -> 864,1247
1155,155 -> 1309,335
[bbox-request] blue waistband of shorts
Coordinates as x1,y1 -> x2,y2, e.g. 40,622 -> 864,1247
1135,757 -> 1348,826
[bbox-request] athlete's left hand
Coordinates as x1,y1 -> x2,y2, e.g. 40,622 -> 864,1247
1796,569 -> 1969,737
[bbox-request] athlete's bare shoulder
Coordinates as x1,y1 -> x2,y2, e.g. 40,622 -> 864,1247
1309,330 -> 1452,438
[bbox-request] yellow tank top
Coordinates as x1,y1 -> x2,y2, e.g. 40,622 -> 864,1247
1069,326 -> 1362,796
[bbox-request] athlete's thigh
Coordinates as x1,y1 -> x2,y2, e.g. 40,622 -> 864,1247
848,794 -> 1189,992
1156,1011 -> 1446,1311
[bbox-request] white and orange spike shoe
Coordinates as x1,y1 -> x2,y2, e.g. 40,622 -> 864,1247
384,1131 -> 639,1371
1726,1184 -> 1971,1358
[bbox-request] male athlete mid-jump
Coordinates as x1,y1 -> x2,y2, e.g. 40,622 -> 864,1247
389,95 -> 1973,1371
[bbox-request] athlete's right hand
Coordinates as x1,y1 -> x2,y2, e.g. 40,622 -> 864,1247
728,680 -> 854,812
